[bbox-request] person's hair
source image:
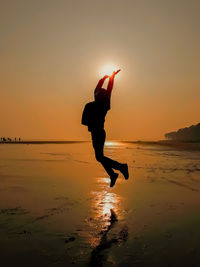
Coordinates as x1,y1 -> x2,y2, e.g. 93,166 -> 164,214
94,88 -> 108,102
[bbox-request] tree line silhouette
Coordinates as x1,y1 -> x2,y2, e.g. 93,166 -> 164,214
165,123 -> 200,141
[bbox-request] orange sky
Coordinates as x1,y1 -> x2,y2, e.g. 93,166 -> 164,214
0,0 -> 200,140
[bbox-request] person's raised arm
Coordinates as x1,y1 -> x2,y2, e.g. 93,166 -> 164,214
94,75 -> 109,94
107,69 -> 121,94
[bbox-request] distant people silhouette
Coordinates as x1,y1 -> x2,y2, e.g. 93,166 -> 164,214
82,70 -> 129,187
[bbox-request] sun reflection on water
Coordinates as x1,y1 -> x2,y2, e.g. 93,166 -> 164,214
93,178 -> 124,220
87,178 -> 124,247
105,141 -> 123,147
101,192 -> 117,218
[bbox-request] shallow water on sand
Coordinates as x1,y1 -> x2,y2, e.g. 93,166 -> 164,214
0,142 -> 200,266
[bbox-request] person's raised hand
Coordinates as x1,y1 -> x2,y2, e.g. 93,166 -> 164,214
111,69 -> 121,77
114,69 -> 121,76
102,75 -> 109,80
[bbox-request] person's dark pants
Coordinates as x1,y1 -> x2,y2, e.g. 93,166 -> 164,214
91,129 -> 122,177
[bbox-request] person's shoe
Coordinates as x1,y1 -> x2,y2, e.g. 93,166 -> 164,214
120,164 -> 129,180
110,173 -> 119,187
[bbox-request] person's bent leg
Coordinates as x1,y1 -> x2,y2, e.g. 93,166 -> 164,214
102,156 -> 122,171
91,129 -> 122,185
95,150 -> 117,177
103,156 -> 129,180
91,130 -> 116,177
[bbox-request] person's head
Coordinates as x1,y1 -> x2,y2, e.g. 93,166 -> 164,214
94,88 -> 108,102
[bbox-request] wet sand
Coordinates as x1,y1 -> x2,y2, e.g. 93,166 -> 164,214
0,141 -> 200,266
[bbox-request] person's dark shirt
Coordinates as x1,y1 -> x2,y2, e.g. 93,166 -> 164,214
87,76 -> 114,132
87,88 -> 111,132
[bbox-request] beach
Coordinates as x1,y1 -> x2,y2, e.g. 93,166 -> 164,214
0,141 -> 200,266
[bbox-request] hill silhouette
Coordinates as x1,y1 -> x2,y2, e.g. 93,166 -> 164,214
165,123 -> 200,141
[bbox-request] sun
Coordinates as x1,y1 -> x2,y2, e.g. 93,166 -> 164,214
100,64 -> 117,77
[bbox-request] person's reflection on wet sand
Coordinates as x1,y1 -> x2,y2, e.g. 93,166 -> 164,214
89,209 -> 128,267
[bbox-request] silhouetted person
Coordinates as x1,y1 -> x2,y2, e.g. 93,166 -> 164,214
82,70 -> 129,187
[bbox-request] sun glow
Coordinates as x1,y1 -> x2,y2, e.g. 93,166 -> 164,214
100,64 -> 118,77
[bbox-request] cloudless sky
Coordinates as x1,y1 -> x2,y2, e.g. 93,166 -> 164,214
0,0 -> 200,140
